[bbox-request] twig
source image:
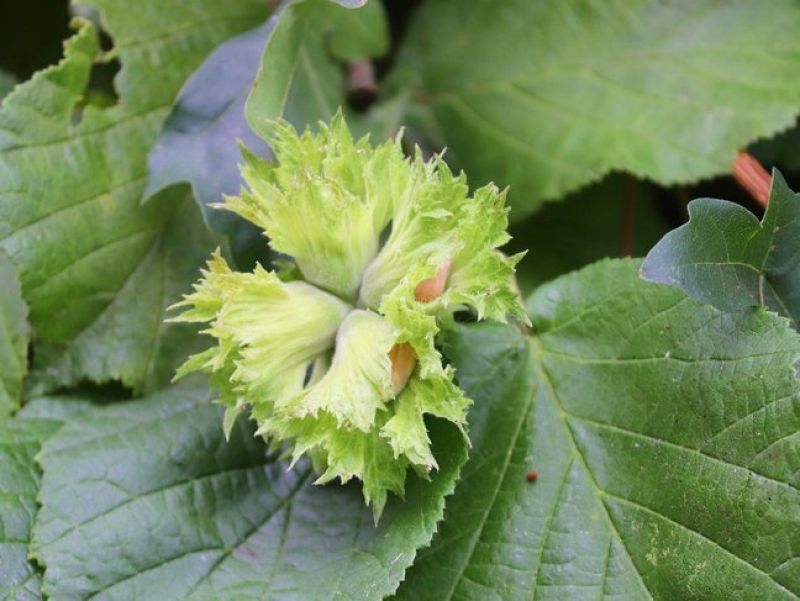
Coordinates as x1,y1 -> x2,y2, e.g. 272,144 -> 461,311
347,60 -> 378,111
731,152 -> 771,207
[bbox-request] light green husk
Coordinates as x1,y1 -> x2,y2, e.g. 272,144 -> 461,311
171,111 -> 527,518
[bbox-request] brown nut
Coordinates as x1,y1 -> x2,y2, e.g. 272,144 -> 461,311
413,259 -> 452,302
388,259 -> 452,393
389,342 -> 417,393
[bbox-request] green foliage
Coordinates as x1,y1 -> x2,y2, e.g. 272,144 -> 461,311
30,378 -> 467,600
173,114 -> 524,517
0,1 -> 266,393
0,418 -> 58,600
0,69 -> 15,100
246,0 -> 387,140
643,171 -> 800,328
752,124 -> 800,174
0,252 -> 29,417
144,20 -> 274,259
2,0 -> 800,598
389,0 -> 800,219
146,0 -> 387,263
399,260 -> 800,599
28,193 -> 218,394
508,175 -> 671,294
0,396 -> 93,600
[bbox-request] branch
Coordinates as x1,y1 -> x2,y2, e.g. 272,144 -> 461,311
731,152 -> 771,207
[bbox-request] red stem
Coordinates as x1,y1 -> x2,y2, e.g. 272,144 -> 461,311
732,152 -> 771,207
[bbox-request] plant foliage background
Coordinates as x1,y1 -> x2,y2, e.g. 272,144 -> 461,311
1,1 -> 800,599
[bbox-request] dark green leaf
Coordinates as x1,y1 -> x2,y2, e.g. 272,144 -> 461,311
0,1 -> 265,392
751,122 -> 800,174
508,175 -> 671,295
398,259 -> 800,599
0,420 -> 57,600
390,0 -> 800,220
323,0 -> 388,61
31,377 -> 467,600
146,0 -> 387,266
27,194 -> 216,394
0,251 -> 29,418
0,70 -> 15,101
245,0 -> 388,141
642,170 -> 800,329
0,397 -> 93,600
144,20 -> 272,252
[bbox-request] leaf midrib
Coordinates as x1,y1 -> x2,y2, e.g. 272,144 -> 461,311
532,337 -> 800,598
38,461 -> 270,550
0,173 -> 149,246
0,568 -> 39,601
568,412 -> 799,494
437,349 -> 535,601
531,337 -> 654,600
164,469 -> 311,600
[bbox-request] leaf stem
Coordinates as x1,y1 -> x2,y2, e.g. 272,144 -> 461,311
347,60 -> 378,111
731,152 -> 771,207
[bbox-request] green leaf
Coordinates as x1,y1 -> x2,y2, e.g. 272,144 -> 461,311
144,20 -> 272,253
0,1 -> 266,391
245,0 -> 388,141
507,175 -> 671,295
28,194 -> 217,393
31,378 -> 467,600
146,0 -> 387,266
0,251 -> 29,418
323,0 -> 388,61
0,70 -> 16,101
390,0 -> 800,220
0,419 -> 57,601
394,321 -> 536,601
0,397 -> 93,600
642,170 -> 800,329
751,123 -> 800,175
398,259 -> 800,599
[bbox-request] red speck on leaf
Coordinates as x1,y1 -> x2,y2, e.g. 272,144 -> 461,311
526,471 -> 538,482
